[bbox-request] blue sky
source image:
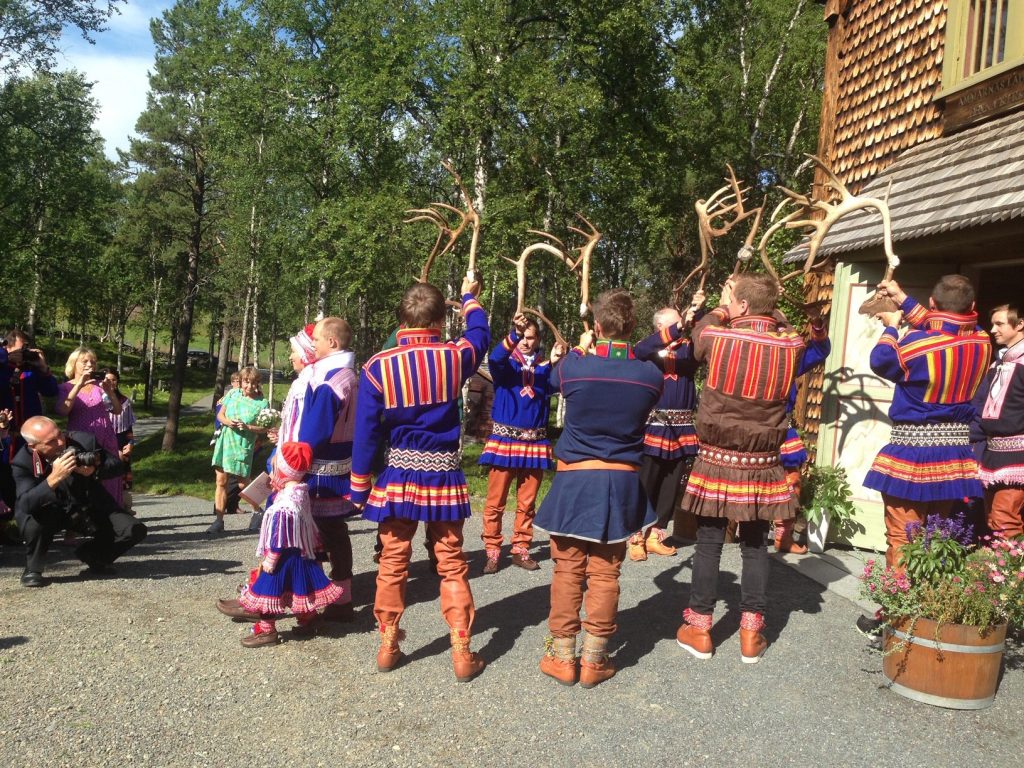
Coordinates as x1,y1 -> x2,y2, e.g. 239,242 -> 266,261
58,1 -> 173,159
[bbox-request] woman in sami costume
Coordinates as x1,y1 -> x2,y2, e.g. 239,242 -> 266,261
864,277 -> 990,570
350,276 -> 489,682
479,312 -> 561,573
535,289 -> 663,688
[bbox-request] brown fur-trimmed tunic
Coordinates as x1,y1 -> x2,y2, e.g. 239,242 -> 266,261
681,309 -> 806,521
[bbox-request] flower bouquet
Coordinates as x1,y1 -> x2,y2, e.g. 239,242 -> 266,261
859,512 -> 1024,708
254,407 -> 281,429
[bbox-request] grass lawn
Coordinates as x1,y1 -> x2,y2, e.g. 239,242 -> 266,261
131,413 -> 220,500
133,428 -> 556,507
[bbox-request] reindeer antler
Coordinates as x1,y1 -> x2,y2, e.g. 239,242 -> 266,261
404,160 -> 481,284
756,154 -> 897,314
501,234 -> 580,351
676,165 -> 763,303
568,214 -> 600,328
520,215 -> 600,332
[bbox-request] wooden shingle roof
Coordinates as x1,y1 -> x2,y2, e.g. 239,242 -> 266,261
785,110 -> 1024,262
831,0 -> 946,192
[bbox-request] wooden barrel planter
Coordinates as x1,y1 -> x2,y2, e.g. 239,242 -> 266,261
882,618 -> 1007,710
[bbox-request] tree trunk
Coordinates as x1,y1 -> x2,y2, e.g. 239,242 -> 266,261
214,321 -> 230,405
251,275 -> 259,369
268,314 -> 277,405
145,276 -> 161,410
316,277 -> 328,320
162,164 -> 206,452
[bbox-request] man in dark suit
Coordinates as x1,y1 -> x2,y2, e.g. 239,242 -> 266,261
13,416 -> 147,587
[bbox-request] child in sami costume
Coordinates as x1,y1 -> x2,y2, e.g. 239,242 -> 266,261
479,312 -> 562,574
237,441 -> 344,647
773,312 -> 831,554
535,289 -> 663,688
629,297 -> 704,560
865,276 -> 990,571
350,276 -> 489,682
215,324 -> 319,623
676,274 -> 807,664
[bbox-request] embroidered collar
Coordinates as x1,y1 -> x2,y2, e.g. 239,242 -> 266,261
397,328 -> 442,346
594,339 -> 634,360
730,315 -> 776,333
315,349 -> 356,369
924,311 -> 979,336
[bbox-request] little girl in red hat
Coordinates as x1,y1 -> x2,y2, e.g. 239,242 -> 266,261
237,441 -> 344,646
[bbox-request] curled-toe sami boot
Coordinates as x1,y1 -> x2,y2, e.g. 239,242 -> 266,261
579,634 -> 616,689
377,624 -> 404,672
450,629 -> 485,682
540,636 -> 578,686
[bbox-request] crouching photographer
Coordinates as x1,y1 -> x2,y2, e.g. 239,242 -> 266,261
12,416 -> 147,588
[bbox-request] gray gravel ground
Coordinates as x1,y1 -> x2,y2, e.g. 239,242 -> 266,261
2,493 -> 1022,768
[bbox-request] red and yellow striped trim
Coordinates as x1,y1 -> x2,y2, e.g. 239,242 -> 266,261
869,454 -> 980,483
367,481 -> 471,507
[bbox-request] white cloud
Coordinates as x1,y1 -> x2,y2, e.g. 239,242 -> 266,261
61,51 -> 152,159
57,0 -> 173,159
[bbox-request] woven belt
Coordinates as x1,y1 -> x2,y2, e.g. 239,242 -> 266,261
647,408 -> 694,427
889,422 -> 970,447
386,447 -> 462,472
491,422 -> 547,442
556,459 -> 637,472
986,434 -> 1024,452
309,458 -> 352,476
698,445 -> 779,468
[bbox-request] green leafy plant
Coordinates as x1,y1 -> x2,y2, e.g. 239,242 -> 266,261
799,463 -> 859,536
859,514 -> 1024,640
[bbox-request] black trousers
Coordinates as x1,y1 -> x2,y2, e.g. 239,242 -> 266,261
638,454 -> 688,531
688,517 -> 770,616
313,515 -> 353,585
17,505 -> 147,574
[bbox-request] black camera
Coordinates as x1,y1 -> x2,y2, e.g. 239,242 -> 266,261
6,347 -> 42,370
62,446 -> 101,468
91,369 -> 107,382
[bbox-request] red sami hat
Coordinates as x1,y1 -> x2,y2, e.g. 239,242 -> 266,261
277,441 -> 313,480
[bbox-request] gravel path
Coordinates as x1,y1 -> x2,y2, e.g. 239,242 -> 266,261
1,494 -> 1022,767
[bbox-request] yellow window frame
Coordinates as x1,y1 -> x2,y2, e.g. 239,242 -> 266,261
940,0 -> 1024,98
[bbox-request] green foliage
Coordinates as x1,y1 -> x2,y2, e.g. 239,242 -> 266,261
0,0 -> 122,75
4,0 -> 829,450
800,463 -> 858,534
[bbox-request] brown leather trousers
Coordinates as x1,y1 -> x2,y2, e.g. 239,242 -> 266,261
547,535 -> 626,638
375,517 -> 475,631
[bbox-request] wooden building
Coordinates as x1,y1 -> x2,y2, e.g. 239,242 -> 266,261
791,0 -> 1024,550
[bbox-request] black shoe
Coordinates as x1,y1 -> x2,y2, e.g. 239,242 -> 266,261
856,614 -> 882,637
206,517 -> 225,535
80,563 -> 117,578
20,570 -> 46,588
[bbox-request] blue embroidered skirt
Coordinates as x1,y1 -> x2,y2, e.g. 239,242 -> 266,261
535,468 -> 655,543
780,427 -> 808,469
864,443 -> 983,501
239,548 -> 343,615
479,436 -> 554,470
362,468 -> 472,523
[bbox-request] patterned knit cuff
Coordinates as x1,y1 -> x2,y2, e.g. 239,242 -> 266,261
462,294 -> 483,317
